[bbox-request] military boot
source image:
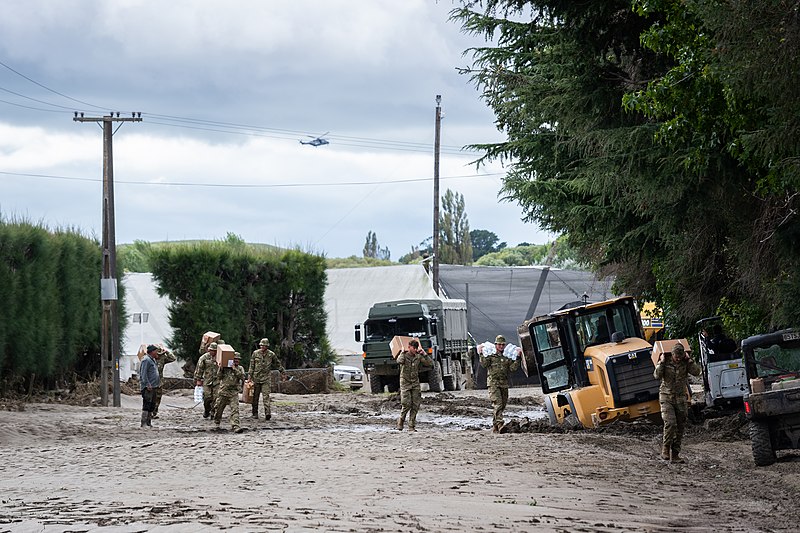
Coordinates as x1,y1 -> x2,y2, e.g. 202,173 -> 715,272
492,422 -> 500,433
146,412 -> 152,427
670,449 -> 684,463
660,445 -> 670,461
140,411 -> 149,428
396,417 -> 404,431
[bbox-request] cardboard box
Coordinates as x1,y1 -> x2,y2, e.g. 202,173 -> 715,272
242,380 -> 254,403
749,378 -> 765,394
389,336 -> 420,358
216,343 -> 236,368
200,331 -> 221,352
651,339 -> 691,366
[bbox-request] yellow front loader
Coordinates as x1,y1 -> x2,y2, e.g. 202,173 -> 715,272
518,296 -> 666,428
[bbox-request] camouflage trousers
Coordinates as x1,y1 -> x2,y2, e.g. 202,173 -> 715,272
202,383 -> 217,417
152,386 -> 164,416
489,386 -> 509,427
251,382 -> 272,417
213,392 -> 240,431
660,395 -> 689,453
399,386 -> 422,429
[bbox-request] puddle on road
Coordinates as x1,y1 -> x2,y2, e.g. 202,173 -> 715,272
295,407 -> 547,433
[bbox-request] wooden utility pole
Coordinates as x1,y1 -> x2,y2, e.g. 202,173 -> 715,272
73,112 -> 142,407
433,95 -> 442,296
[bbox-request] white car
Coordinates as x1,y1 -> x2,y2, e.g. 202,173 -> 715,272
333,364 -> 364,390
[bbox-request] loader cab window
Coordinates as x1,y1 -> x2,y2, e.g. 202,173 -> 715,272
576,305 -> 639,352
531,319 -> 570,392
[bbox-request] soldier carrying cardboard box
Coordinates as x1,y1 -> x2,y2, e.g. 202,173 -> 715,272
213,350 -> 245,433
195,341 -> 220,418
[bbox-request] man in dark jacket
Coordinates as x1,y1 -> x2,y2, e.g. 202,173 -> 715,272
139,345 -> 160,428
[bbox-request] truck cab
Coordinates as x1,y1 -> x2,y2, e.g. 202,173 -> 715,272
518,296 -> 661,428
355,299 -> 468,394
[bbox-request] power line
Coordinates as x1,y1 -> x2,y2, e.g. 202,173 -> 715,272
144,119 -> 472,155
0,58 -> 108,110
0,59 -> 485,155
0,85 -> 80,111
0,169 -> 505,188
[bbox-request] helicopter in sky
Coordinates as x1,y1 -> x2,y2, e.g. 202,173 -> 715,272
299,132 -> 330,147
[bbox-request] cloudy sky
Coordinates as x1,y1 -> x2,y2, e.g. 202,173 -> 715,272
0,0 -> 550,259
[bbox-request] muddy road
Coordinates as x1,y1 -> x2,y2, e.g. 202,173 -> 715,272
0,387 -> 798,532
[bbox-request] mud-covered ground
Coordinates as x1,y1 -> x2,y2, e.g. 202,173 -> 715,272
0,387 -> 798,532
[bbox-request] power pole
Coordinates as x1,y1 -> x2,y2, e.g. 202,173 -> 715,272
74,112 -> 142,407
433,95 -> 442,296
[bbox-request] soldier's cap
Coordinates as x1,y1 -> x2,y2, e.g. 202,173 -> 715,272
208,342 -> 218,350
259,338 -> 270,347
671,343 -> 686,355
495,335 -> 507,344
146,344 -> 158,353
234,351 -> 241,359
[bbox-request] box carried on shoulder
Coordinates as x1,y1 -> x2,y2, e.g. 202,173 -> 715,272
200,331 -> 221,353
216,344 -> 236,368
390,336 -> 419,358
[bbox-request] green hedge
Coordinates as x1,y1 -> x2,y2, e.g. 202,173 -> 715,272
150,243 -> 330,370
0,220 -> 120,387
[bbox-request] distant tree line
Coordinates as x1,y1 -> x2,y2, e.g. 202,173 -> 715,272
0,219 -> 120,391
453,1 -> 800,335
150,242 -> 332,370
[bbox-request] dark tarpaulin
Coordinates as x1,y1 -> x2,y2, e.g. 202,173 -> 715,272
438,265 -> 614,388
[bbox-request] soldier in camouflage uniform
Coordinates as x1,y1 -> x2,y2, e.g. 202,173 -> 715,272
654,343 -> 701,462
247,338 -> 285,420
396,339 -> 433,431
214,351 -> 245,433
151,346 -> 177,419
195,342 -> 220,418
480,335 -> 521,433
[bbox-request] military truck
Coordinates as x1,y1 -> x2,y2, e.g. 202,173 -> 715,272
355,299 -> 469,393
741,328 -> 800,466
518,296 -> 663,428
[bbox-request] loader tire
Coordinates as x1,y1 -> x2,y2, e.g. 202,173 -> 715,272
750,420 -> 776,466
369,374 -> 384,394
428,361 -> 444,393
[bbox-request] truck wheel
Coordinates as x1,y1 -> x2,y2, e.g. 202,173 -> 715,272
443,370 -> 455,391
387,377 -> 400,393
428,361 -> 444,393
369,374 -> 384,394
750,420 -> 776,466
